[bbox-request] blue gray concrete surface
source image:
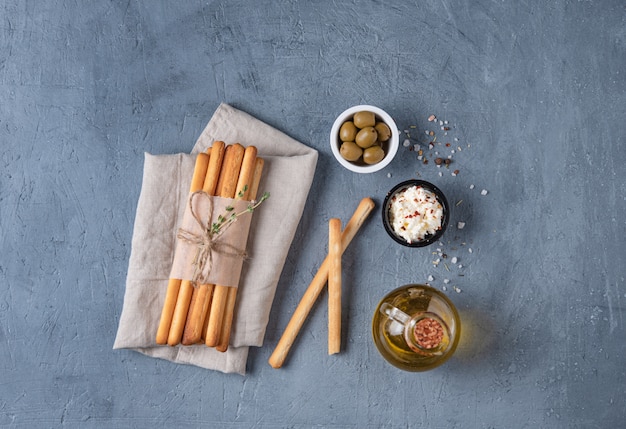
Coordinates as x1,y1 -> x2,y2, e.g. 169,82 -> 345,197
1,1 -> 625,427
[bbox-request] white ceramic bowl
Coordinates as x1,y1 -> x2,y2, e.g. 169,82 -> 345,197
330,105 -> 399,173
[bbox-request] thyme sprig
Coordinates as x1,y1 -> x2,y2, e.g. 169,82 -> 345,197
210,185 -> 270,235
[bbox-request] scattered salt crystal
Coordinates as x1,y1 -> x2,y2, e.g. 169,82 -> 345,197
438,171 -> 443,177
458,264 -> 463,268
451,257 -> 458,264
457,222 -> 465,230
468,248 -> 473,253
454,137 -> 459,142
425,130 -> 430,135
443,278 -> 450,284
451,150 -> 455,154
451,171 -> 457,177
403,139 -> 410,147
439,120 -> 444,126
454,286 -> 462,293
444,120 -> 449,125
469,184 -> 475,189
387,173 -> 392,178
442,286 -> 447,291
417,155 -> 423,160
427,275 -> 434,282
481,189 -> 488,196
428,143 -> 434,149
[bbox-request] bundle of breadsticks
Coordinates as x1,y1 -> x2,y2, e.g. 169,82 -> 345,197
156,141 -> 266,352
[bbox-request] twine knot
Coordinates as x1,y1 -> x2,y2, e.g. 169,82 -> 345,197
176,191 -> 247,285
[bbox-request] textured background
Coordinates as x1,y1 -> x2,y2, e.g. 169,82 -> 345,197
1,1 -> 625,428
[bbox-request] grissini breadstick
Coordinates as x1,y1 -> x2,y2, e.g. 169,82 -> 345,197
248,158 -> 265,206
215,157 -> 264,352
156,151 -> 210,345
328,218 -> 342,355
181,141 -> 227,345
268,197 -> 375,369
167,146 -> 225,346
206,145 -> 258,347
186,142 -> 244,345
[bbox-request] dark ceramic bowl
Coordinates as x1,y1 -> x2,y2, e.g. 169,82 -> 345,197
382,179 -> 450,247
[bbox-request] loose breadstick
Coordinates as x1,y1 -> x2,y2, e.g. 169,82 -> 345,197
155,152 -> 210,345
328,218 -> 342,355
206,145 -> 257,347
268,197 -> 375,369
215,157 -> 264,352
181,142 -> 227,345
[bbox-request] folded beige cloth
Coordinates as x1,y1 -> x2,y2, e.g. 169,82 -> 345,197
114,103 -> 318,374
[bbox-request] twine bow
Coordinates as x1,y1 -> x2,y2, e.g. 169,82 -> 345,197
176,191 -> 247,286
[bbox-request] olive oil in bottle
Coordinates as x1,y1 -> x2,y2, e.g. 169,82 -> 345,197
372,284 -> 461,372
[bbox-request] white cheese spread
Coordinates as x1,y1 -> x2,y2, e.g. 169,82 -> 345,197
389,185 -> 443,243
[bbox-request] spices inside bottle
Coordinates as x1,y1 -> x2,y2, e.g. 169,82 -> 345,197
413,317 -> 443,349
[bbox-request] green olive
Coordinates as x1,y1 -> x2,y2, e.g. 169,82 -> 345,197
355,127 -> 378,148
339,141 -> 363,162
374,122 -> 391,142
339,121 -> 357,142
353,111 -> 375,128
363,145 -> 385,164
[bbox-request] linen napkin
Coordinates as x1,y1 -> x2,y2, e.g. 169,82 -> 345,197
114,103 -> 318,374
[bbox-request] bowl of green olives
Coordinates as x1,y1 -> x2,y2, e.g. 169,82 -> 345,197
330,105 -> 399,173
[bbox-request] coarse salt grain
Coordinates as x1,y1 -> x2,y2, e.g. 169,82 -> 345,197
457,222 -> 465,229
481,189 -> 488,195
469,184 -> 475,189
451,256 -> 458,264
427,275 -> 434,282
403,139 -> 411,147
